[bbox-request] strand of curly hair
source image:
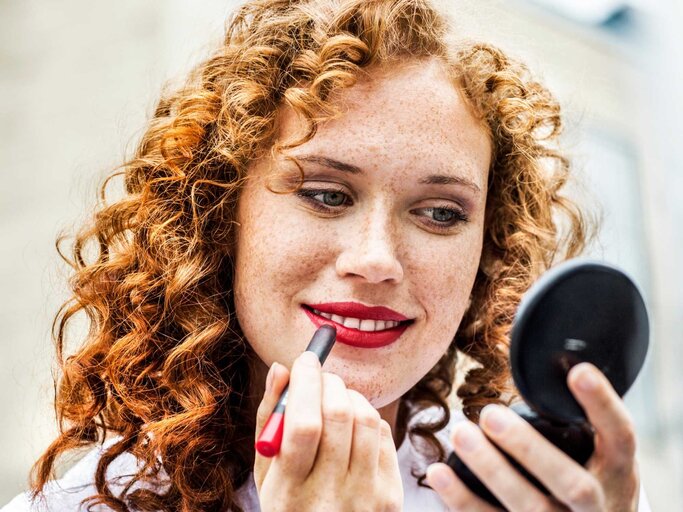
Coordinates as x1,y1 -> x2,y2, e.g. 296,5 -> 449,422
30,0 -> 595,510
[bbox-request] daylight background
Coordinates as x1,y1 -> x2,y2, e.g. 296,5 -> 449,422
1,0 -> 681,509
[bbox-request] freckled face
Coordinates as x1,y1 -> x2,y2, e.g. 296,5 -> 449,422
234,59 -> 491,408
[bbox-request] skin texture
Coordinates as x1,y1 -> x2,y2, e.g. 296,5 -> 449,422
235,58 -> 490,430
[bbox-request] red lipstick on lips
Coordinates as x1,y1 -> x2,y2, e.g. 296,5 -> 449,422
303,302 -> 412,348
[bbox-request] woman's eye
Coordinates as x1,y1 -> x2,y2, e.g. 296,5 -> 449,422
318,191 -> 346,206
432,207 -> 455,222
413,206 -> 469,230
296,188 -> 352,210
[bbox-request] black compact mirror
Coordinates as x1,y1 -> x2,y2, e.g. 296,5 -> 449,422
447,259 -> 650,507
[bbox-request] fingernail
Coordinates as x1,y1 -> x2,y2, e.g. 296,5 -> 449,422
427,465 -> 451,492
482,404 -> 509,434
453,422 -> 480,452
576,363 -> 598,392
265,363 -> 278,393
299,351 -> 320,368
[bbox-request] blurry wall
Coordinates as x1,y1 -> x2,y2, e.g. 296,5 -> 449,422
1,0 -> 680,509
0,0 -> 238,501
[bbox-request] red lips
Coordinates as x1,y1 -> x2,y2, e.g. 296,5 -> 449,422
303,302 -> 412,348
308,302 -> 409,322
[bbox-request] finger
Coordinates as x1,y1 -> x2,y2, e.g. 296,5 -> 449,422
314,372 -> 354,476
377,419 -> 402,488
253,362 -> 289,489
255,362 -> 290,438
480,404 -> 604,512
346,389 -> 381,477
276,351 -> 323,481
568,363 -> 637,473
450,420 -> 562,512
426,462 -> 500,512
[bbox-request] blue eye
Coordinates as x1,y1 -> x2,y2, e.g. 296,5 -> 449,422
296,188 -> 352,210
412,206 -> 469,230
319,191 -> 346,206
432,207 -> 457,222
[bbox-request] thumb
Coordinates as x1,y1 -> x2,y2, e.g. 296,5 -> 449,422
254,362 -> 290,489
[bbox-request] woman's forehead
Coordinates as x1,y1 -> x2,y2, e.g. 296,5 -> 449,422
270,59 -> 491,187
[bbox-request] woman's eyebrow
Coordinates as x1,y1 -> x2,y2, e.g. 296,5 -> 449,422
418,174 -> 482,194
296,153 -> 481,194
297,154 -> 363,174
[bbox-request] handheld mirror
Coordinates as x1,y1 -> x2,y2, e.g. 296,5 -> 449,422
447,259 -> 650,507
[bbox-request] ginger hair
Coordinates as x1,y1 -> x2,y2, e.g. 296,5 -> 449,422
30,0 -> 594,510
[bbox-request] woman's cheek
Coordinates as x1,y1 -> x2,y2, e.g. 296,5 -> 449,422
410,226 -> 481,293
237,192 -> 334,280
234,196 -> 339,350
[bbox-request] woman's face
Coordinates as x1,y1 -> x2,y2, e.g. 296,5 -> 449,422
234,59 -> 491,409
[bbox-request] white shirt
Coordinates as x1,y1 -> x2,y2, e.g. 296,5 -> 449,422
1,408 -> 651,511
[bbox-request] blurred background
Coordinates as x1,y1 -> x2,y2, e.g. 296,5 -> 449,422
1,0 -> 681,509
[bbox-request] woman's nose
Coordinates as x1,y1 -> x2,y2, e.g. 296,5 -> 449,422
335,211 -> 404,284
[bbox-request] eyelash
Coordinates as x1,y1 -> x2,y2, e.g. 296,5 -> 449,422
295,187 -> 470,231
296,187 -> 353,209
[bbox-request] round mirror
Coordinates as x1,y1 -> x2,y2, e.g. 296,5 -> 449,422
510,259 -> 650,423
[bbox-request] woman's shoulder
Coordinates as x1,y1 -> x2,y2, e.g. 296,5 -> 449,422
1,436 -> 167,512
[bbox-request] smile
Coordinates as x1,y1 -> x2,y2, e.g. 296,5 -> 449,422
310,308 -> 401,331
302,302 -> 413,349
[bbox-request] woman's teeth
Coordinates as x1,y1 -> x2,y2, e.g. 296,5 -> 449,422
311,308 -> 400,331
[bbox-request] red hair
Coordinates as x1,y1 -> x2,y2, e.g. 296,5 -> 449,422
31,0 -> 594,510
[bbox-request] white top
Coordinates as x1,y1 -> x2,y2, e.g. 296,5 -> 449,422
2,408 -> 651,511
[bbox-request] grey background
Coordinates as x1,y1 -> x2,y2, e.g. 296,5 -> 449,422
2,0 -> 681,509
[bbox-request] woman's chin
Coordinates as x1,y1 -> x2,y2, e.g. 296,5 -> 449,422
340,380 -> 407,410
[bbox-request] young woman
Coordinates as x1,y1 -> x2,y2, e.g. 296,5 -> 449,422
3,0 -> 648,510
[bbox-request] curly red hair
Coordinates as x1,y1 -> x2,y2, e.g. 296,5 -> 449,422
30,0 -> 595,510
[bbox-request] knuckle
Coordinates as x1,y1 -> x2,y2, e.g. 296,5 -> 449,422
615,419 -> 637,456
355,409 -> 381,429
288,419 -> 322,441
565,474 -> 600,507
322,403 -> 354,424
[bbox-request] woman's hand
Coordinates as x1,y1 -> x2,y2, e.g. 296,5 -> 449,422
426,362 -> 640,511
254,351 -> 404,512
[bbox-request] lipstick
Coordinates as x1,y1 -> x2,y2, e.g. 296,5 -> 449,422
255,325 -> 337,458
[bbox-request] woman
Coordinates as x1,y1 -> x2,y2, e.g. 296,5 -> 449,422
3,0 -> 648,510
